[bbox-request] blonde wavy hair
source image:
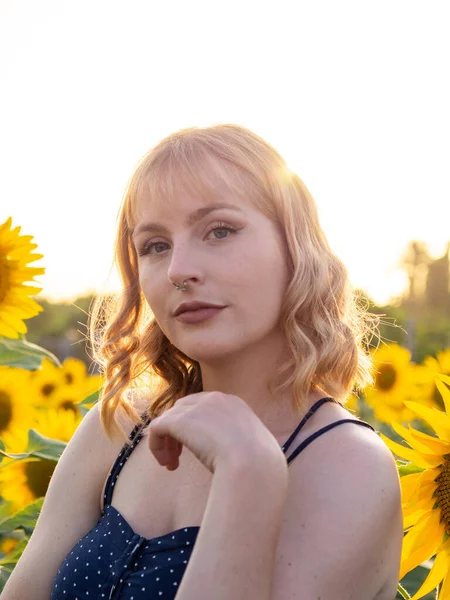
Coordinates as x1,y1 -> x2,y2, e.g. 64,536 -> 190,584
89,123 -> 380,446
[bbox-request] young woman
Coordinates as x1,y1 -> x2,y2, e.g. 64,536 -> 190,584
4,124 -> 403,600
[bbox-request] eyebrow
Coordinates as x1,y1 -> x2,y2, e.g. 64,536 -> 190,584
131,202 -> 245,240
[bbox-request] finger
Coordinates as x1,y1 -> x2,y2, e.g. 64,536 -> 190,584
148,415 -> 184,469
165,435 -> 179,461
148,416 -> 170,454
162,437 -> 181,471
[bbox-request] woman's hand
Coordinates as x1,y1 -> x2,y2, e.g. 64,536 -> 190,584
147,391 -> 286,474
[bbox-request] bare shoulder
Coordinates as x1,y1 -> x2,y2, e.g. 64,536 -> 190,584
272,407 -> 403,600
287,405 -> 401,512
287,403 -> 402,534
1,397 -> 143,600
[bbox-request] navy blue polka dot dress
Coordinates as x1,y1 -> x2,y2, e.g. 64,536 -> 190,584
50,397 -> 375,599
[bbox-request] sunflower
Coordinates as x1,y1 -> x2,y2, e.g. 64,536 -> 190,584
0,217 -> 45,339
0,407 -> 81,513
0,366 -> 38,451
60,357 -> 91,386
59,357 -> 104,402
364,343 -> 433,423
47,381 -> 98,417
28,357 -> 66,406
380,374 -> 450,599
29,357 -> 103,413
422,349 -> 450,411
0,536 -> 20,555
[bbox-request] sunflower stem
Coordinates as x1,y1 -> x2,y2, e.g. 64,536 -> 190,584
397,582 -> 412,599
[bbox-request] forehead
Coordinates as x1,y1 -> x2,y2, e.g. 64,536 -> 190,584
135,182 -> 231,220
130,152 -> 257,229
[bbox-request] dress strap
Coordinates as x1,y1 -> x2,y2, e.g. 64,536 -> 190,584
281,396 -> 341,454
285,419 -> 376,466
102,410 -> 152,510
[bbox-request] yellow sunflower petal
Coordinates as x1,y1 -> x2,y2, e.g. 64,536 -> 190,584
380,434 -> 443,468
410,428 -> 450,455
392,421 -> 450,455
404,483 -> 436,512
402,469 -> 438,511
400,509 -> 445,578
400,532 -> 444,580
401,472 -> 426,504
438,569 -> 450,600
0,319 -> 24,338
402,509 -> 438,555
435,377 -> 450,416
0,308 -> 29,331
403,509 -> 430,529
3,297 -> 39,318
403,401 -> 450,440
410,550 -> 449,600
437,373 -> 450,387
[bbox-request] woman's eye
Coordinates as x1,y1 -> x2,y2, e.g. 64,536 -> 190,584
207,224 -> 237,240
138,223 -> 238,258
138,241 -> 168,257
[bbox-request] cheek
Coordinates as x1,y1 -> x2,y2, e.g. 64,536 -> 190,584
252,242 -> 289,291
139,280 -> 166,323
238,248 -> 288,317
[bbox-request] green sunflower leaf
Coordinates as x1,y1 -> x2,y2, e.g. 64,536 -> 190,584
0,335 -> 61,369
0,429 -> 66,465
0,497 -> 44,534
77,388 -> 101,417
395,460 -> 426,476
0,538 -> 29,587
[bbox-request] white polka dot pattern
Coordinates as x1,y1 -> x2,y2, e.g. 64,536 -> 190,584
50,412 -> 200,599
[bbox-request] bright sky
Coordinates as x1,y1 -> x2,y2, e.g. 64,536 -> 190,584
1,0 -> 449,307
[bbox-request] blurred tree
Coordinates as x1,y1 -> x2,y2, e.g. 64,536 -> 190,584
424,242 -> 450,317
24,295 -> 99,373
398,240 -> 432,317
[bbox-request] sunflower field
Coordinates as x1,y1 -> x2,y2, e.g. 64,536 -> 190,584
1,216 -> 450,599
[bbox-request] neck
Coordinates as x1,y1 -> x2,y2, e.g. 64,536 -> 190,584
198,334 -> 325,440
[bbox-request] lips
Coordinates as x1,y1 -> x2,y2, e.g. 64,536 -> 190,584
175,306 -> 226,323
173,301 -> 226,317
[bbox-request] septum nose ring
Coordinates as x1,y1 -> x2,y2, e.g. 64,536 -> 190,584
172,280 -> 188,291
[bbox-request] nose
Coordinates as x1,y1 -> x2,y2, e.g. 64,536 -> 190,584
167,243 -> 201,289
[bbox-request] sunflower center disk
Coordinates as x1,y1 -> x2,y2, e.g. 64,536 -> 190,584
0,390 -> 13,433
435,453 -> 450,535
376,364 -> 397,391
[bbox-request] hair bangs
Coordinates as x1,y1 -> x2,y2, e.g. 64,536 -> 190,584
126,133 -> 273,234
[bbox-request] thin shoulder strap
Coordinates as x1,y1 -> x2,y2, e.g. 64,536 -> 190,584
281,397 -> 341,454
285,419 -> 376,466
102,410 -> 152,509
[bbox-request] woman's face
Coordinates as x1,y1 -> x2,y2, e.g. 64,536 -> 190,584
131,183 -> 290,363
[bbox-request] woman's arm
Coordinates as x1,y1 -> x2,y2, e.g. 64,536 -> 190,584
173,449 -> 289,600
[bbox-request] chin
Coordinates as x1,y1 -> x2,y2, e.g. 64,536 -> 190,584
176,338 -> 244,364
